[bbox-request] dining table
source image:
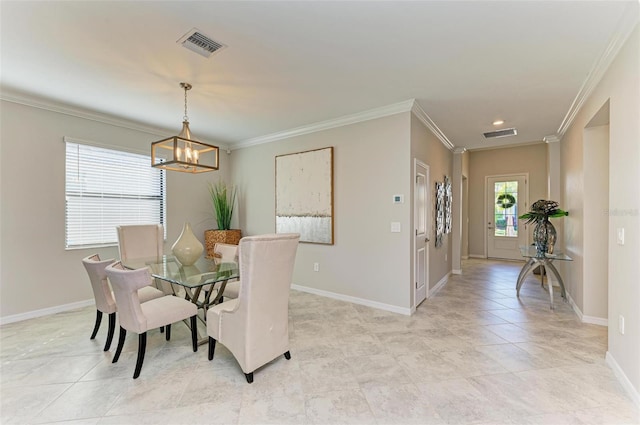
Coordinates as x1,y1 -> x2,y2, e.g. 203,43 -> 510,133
121,254 -> 239,343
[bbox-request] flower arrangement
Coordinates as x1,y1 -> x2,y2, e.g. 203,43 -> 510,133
519,199 -> 568,224
208,180 -> 237,230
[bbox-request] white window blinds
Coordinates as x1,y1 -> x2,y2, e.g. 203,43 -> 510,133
65,139 -> 166,249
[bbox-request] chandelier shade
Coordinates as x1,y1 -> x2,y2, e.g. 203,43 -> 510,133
151,82 -> 219,173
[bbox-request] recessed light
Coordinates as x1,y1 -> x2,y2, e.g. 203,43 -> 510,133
492,120 -> 504,126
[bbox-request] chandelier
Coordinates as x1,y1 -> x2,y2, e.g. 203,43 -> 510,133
151,82 -> 219,173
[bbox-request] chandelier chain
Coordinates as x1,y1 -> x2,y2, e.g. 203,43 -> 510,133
183,85 -> 189,122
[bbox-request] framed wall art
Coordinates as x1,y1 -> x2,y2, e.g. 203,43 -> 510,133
435,175 -> 452,248
275,147 -> 334,244
435,180 -> 445,247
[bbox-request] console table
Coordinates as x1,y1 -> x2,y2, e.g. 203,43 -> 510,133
516,246 -> 572,309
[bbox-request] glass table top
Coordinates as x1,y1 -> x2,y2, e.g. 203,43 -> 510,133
122,255 -> 239,288
519,246 -> 572,261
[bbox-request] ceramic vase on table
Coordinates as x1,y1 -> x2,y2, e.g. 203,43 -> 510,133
172,222 -> 204,266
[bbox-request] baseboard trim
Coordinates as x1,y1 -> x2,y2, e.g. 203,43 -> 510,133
566,292 -> 608,327
429,272 -> 450,298
0,299 -> 94,325
582,315 -> 608,327
469,254 -> 486,259
291,284 -> 411,316
461,256 -> 469,260
452,269 -> 462,275
606,351 -> 640,408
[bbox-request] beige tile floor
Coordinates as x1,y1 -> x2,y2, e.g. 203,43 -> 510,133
1,259 -> 638,424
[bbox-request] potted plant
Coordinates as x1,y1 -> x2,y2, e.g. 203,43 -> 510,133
204,180 -> 241,258
519,199 -> 568,255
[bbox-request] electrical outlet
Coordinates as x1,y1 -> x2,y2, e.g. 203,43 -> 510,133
313,262 -> 319,272
619,315 -> 625,335
617,228 -> 625,245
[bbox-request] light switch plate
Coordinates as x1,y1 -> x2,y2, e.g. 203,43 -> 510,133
391,222 -> 401,233
617,228 -> 625,245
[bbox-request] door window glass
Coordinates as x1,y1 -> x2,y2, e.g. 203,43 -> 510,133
494,181 -> 518,237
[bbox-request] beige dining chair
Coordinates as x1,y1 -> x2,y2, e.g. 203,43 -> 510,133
206,233 -> 299,383
116,224 -> 175,295
82,254 -> 164,351
210,243 -> 239,302
105,262 -> 198,379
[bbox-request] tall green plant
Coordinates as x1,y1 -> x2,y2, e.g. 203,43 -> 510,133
208,180 -> 237,230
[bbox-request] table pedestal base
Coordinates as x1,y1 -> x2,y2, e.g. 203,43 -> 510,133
516,257 -> 567,309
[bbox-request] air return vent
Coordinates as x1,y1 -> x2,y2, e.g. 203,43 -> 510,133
177,28 -> 227,58
483,128 -> 518,139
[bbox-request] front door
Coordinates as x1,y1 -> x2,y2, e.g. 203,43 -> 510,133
414,160 -> 429,306
486,175 -> 528,260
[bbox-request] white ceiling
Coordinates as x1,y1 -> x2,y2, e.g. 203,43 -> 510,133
0,1 -> 636,151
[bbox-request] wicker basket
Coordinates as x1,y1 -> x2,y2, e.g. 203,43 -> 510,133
204,229 -> 242,258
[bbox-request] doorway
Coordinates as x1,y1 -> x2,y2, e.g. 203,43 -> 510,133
486,174 -> 528,260
414,160 -> 429,307
583,100 -> 610,323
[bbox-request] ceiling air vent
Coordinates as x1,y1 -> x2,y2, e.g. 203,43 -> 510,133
177,28 -> 227,58
483,128 -> 518,139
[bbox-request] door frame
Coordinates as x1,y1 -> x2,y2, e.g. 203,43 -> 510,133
413,159 -> 429,308
484,173 -> 529,259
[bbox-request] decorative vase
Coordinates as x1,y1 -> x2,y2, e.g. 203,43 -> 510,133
533,218 -> 557,255
172,222 -> 204,266
204,229 -> 242,258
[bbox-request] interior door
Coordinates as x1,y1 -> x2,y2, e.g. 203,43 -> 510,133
414,160 -> 429,306
486,175 -> 527,260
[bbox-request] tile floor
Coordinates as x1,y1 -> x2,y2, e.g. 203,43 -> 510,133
1,259 -> 638,424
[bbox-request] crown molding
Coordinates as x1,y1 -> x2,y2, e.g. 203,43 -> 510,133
543,135 -> 560,144
453,147 -> 467,154
410,101 -> 455,151
0,86 -> 231,151
233,99 -> 415,150
557,3 -> 639,137
1,87 -> 168,137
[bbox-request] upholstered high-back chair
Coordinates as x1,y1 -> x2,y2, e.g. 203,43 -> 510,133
105,262 -> 198,379
116,224 -> 174,295
82,254 -> 164,351
211,243 -> 239,301
116,224 -> 164,260
212,243 -> 239,262
206,233 -> 299,383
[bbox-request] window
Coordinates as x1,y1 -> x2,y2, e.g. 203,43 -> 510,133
493,180 -> 518,237
65,138 -> 166,249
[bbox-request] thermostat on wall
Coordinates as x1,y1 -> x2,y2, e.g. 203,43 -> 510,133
393,194 -> 404,204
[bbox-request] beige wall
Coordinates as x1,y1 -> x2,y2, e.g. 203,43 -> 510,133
582,124 -> 609,320
230,113 -> 414,311
0,100 -> 229,319
462,152 -> 470,259
467,143 -> 548,257
410,115 -> 453,292
561,24 -> 639,397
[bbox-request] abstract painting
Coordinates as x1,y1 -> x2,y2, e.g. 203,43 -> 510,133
275,147 -> 334,244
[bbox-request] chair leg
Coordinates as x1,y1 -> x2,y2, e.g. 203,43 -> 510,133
133,332 -> 147,379
284,351 -> 291,360
245,372 -> 254,384
103,313 -> 116,351
90,310 -> 103,339
190,316 -> 197,352
208,337 -> 216,360
165,324 -> 171,341
160,326 -> 164,333
112,327 -> 126,363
